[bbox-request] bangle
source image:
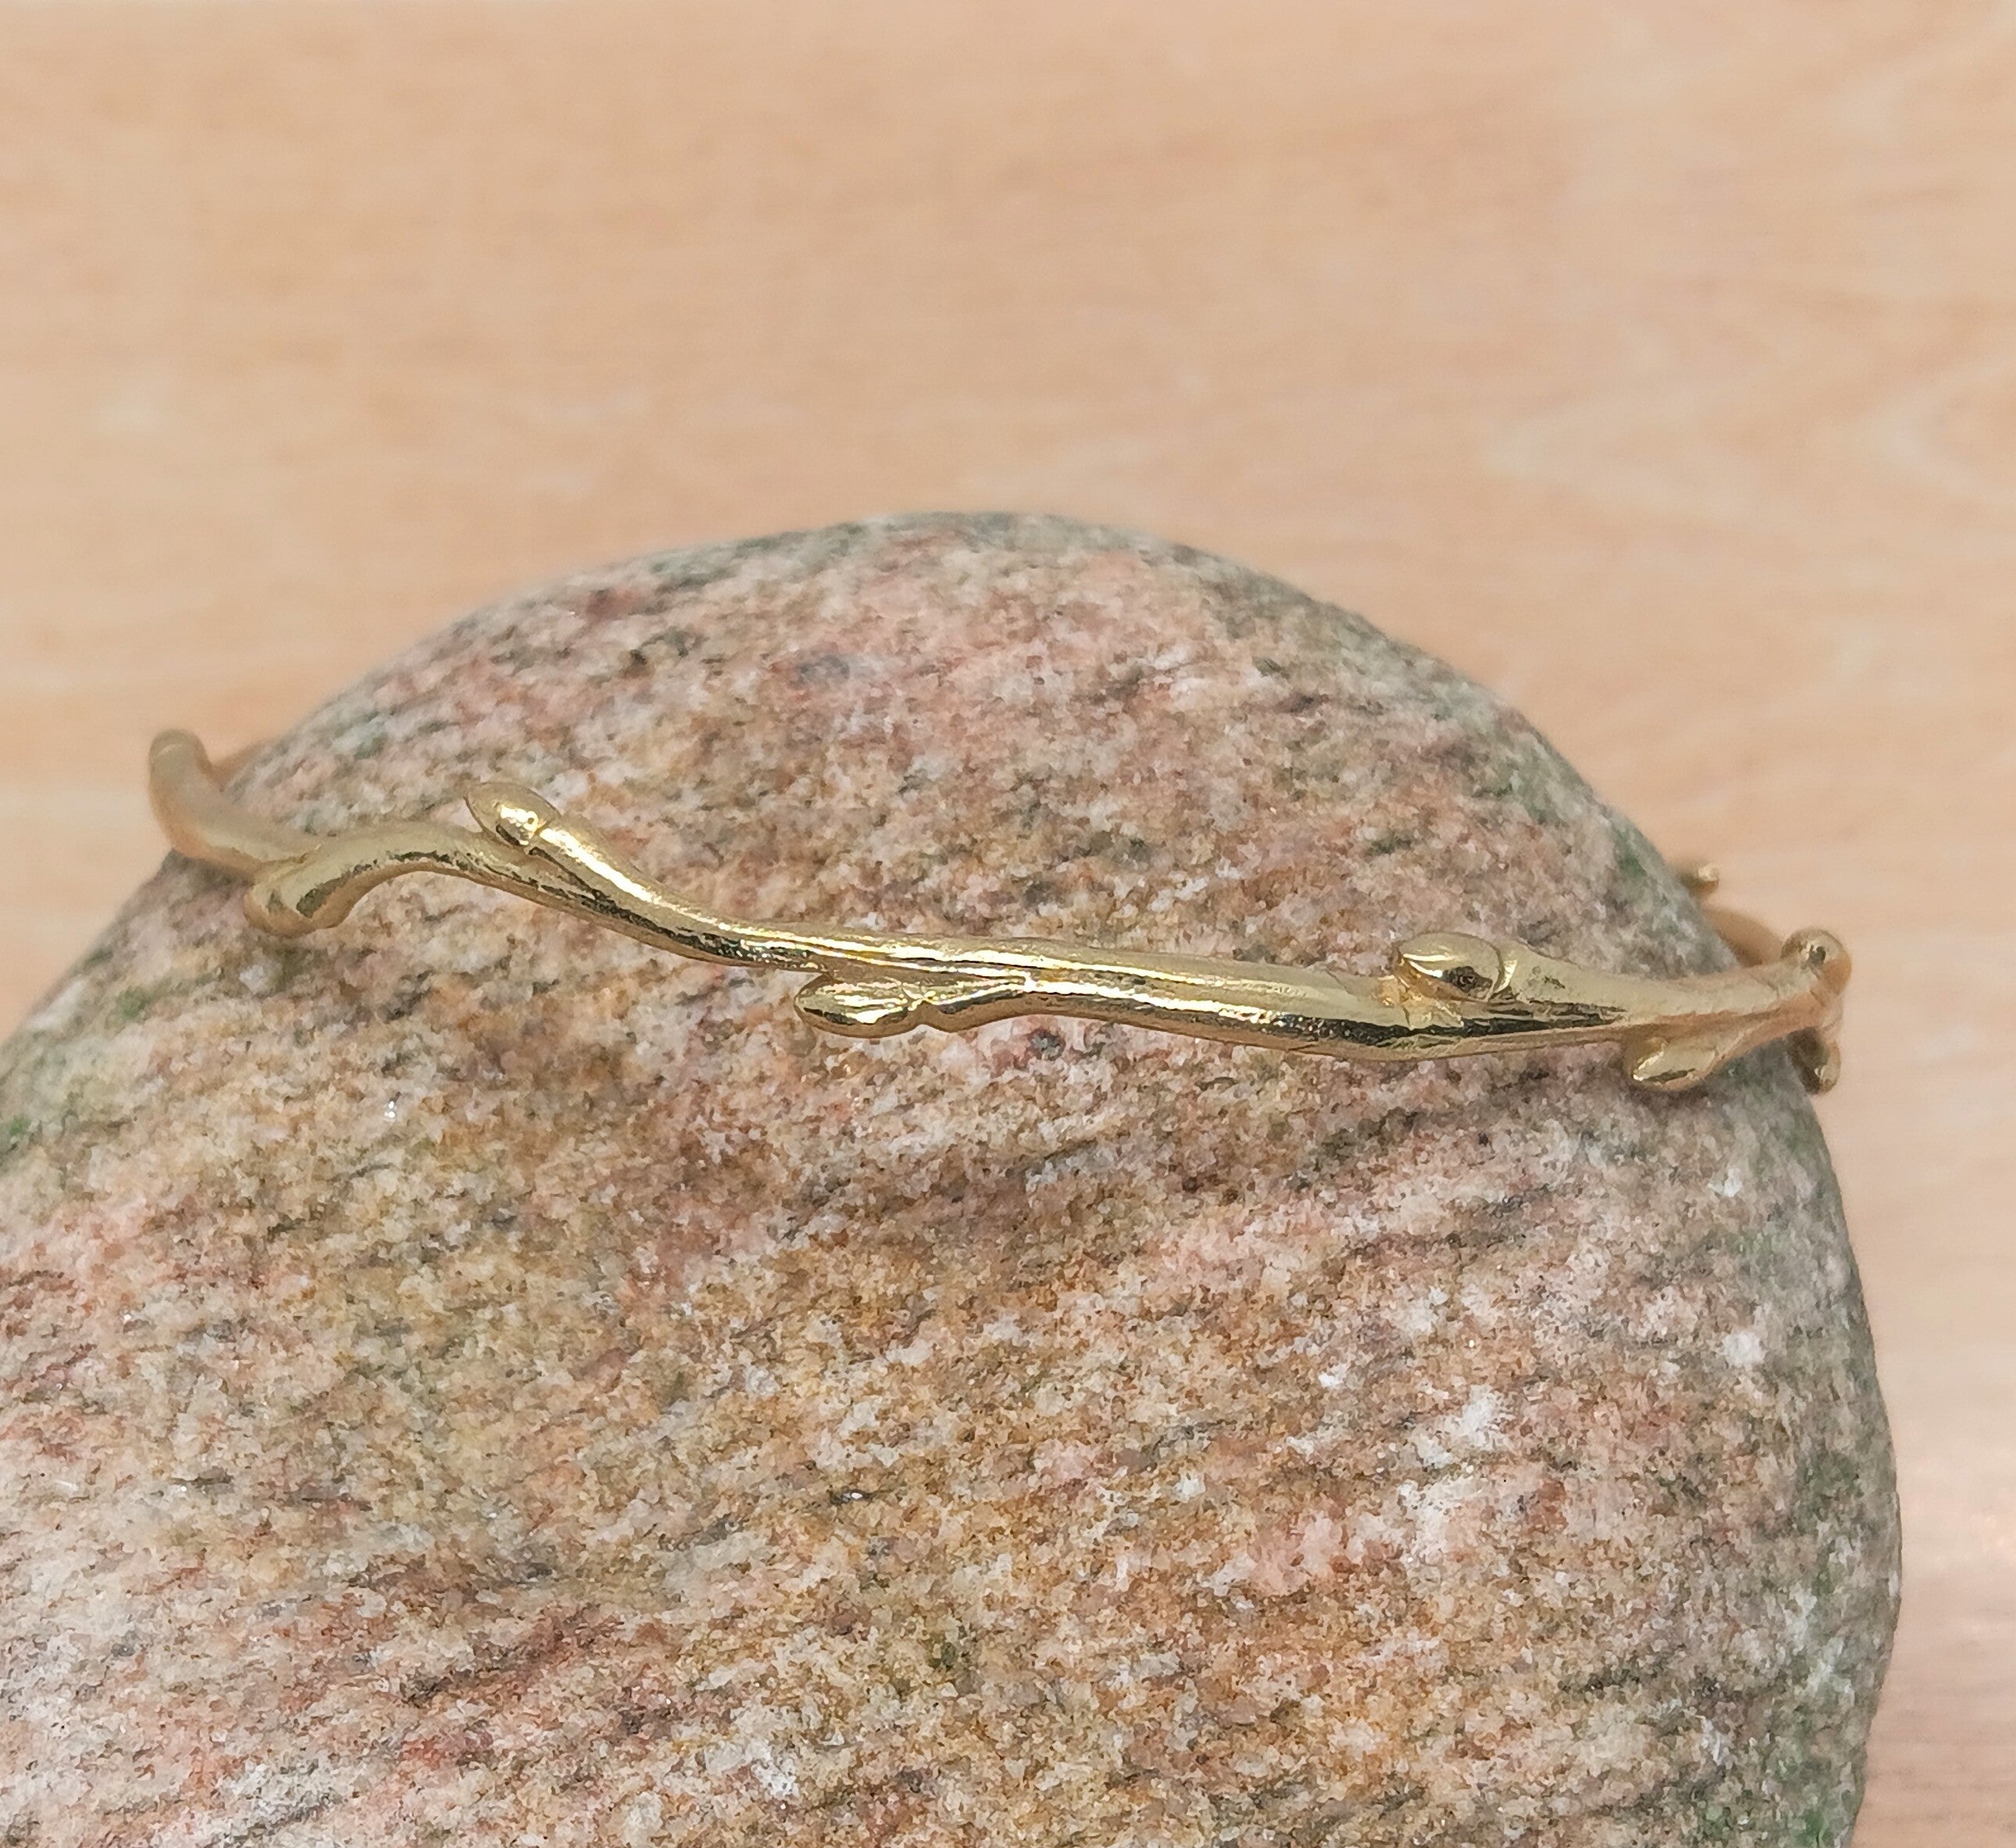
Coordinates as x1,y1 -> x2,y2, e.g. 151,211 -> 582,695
149,730 -> 1847,1094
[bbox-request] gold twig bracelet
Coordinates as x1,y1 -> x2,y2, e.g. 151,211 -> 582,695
149,730 -> 1847,1095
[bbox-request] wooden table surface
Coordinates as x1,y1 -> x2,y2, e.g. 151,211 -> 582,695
2,5 -> 2009,1837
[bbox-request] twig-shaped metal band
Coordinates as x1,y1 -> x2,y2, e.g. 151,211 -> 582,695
150,731 -> 1847,1093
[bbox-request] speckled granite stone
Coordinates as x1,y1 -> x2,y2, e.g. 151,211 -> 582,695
0,516 -> 1897,1846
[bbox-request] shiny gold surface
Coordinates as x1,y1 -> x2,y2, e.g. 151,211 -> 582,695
151,730 -> 1847,1093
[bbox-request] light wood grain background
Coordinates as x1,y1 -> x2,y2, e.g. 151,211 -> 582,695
2,4 -> 2010,1837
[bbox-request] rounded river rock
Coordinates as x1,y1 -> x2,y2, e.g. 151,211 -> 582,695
0,516 -> 1898,1845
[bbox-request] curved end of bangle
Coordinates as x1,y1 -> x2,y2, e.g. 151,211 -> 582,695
149,730 -> 317,876
1783,929 -> 1849,1093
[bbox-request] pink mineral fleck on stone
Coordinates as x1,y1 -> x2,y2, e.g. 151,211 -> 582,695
0,516 -> 1896,1845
